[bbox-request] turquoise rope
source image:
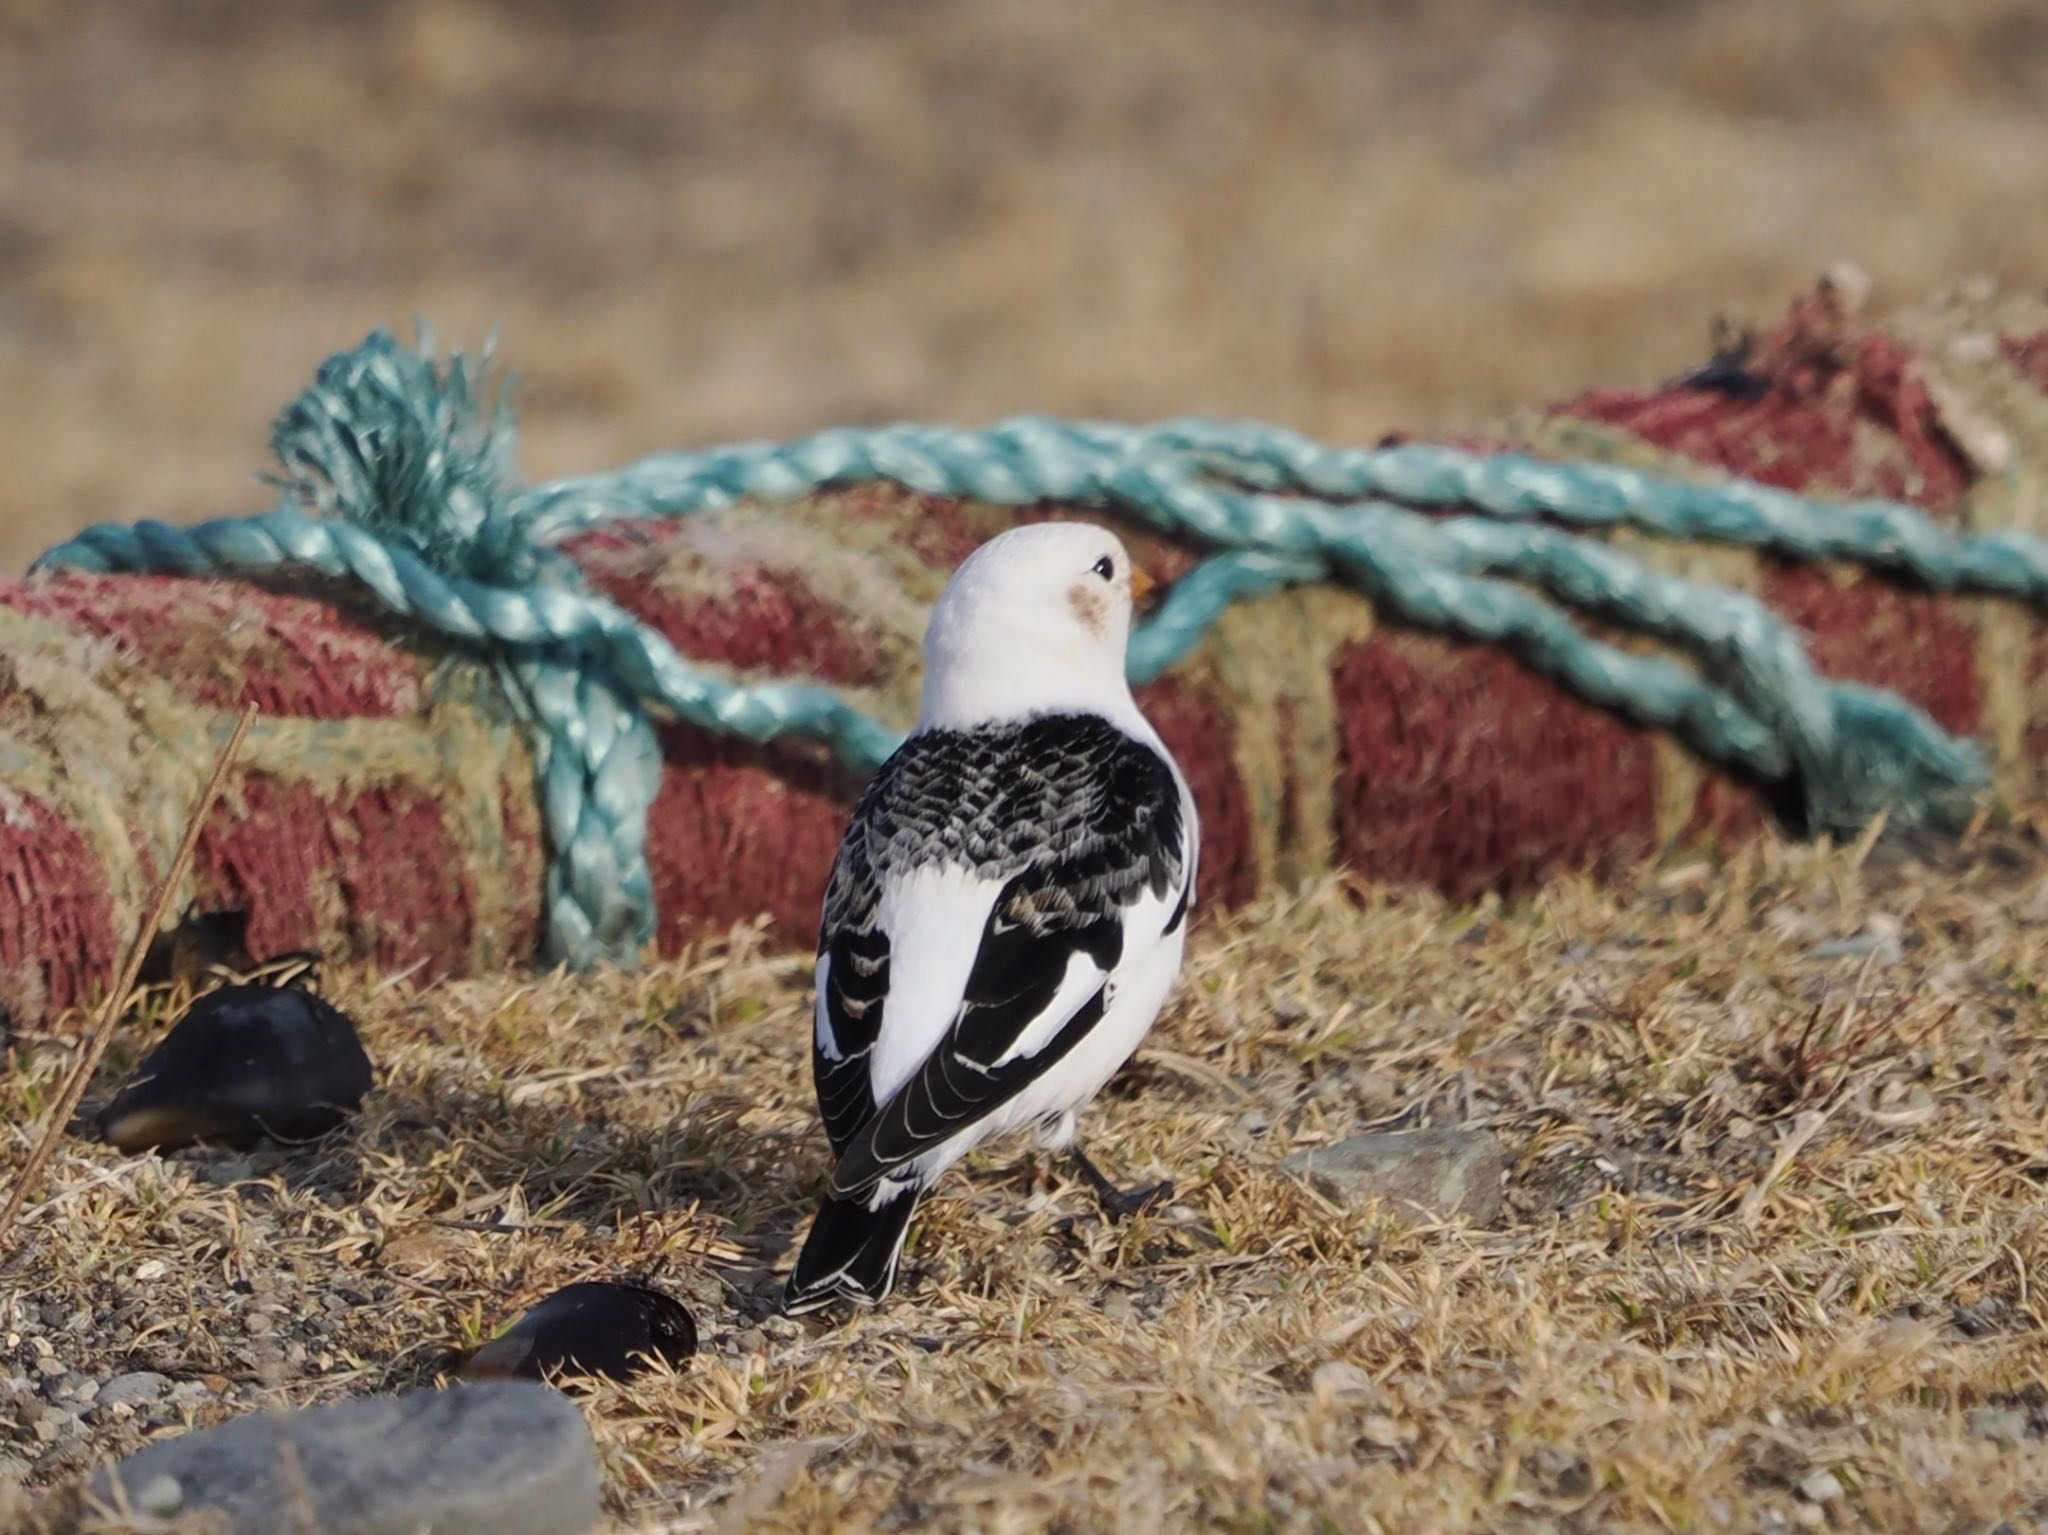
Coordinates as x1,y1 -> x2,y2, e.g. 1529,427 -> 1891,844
34,329 -> 2025,968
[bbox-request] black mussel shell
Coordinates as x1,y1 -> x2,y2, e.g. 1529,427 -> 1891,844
461,1282 -> 698,1384
98,982 -> 373,1152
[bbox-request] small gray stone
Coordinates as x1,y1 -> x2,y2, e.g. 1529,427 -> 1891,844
202,1156 -> 255,1187
134,1473 -> 185,1517
91,1381 -> 600,1535
99,1371 -> 169,1407
1797,1470 -> 1844,1504
1308,1360 -> 1377,1405
1951,1295 -> 2013,1337
1280,1128 -> 1505,1225
1968,1405 -> 2030,1446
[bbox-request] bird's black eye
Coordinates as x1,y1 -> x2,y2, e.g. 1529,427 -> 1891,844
1091,555 -> 1115,581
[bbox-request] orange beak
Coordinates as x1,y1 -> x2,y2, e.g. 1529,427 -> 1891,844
1129,566 -> 1156,603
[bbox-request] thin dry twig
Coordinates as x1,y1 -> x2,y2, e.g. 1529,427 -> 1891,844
0,701 -> 257,1255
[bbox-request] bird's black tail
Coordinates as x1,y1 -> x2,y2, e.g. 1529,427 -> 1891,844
784,1183 -> 921,1316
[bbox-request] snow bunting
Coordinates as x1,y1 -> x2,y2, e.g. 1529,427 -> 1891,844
784,522 -> 1199,1315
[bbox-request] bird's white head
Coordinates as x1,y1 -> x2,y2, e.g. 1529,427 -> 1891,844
917,521 -> 1154,731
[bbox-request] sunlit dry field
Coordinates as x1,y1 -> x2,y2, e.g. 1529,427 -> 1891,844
4,0 -> 2048,571
8,826 -> 2048,1530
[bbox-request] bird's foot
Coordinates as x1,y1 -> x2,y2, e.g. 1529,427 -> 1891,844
1098,1177 -> 1174,1222
1067,1147 -> 1173,1224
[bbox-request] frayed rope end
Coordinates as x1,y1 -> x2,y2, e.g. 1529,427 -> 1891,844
264,325 -> 533,585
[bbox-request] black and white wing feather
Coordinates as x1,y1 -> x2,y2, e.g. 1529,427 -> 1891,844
811,713 -> 1189,1196
812,865 -> 889,1159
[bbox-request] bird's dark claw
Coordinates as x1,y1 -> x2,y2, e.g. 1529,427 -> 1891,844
1068,1148 -> 1173,1224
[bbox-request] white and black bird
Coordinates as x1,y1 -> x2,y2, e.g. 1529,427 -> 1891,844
784,521 -> 1199,1315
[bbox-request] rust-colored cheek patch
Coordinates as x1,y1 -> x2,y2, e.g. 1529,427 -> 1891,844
1067,583 -> 1109,635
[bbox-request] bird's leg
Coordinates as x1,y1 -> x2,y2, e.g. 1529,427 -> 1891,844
1067,1145 -> 1173,1223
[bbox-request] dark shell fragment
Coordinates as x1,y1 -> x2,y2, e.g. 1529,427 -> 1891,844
461,1282 -> 698,1385
98,982 -> 373,1152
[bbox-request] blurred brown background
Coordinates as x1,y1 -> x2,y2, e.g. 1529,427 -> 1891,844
3,0 -> 2046,574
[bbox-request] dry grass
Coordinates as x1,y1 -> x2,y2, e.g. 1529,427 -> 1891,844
7,821 -> 2048,1531
5,0 -> 2048,572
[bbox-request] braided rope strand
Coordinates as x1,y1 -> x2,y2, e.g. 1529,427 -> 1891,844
519,416 -> 2048,606
521,417 -> 1986,828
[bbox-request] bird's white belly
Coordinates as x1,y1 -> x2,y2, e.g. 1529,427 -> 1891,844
906,919 -> 1188,1184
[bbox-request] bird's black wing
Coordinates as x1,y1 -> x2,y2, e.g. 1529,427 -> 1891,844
825,715 -> 1187,1199
813,819 -> 890,1160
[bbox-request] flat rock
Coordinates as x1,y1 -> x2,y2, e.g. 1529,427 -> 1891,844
1280,1128 -> 1505,1225
97,1371 -> 168,1408
89,1380 -> 601,1535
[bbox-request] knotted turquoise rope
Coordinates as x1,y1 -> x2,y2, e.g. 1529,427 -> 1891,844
35,329 -> 2031,968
